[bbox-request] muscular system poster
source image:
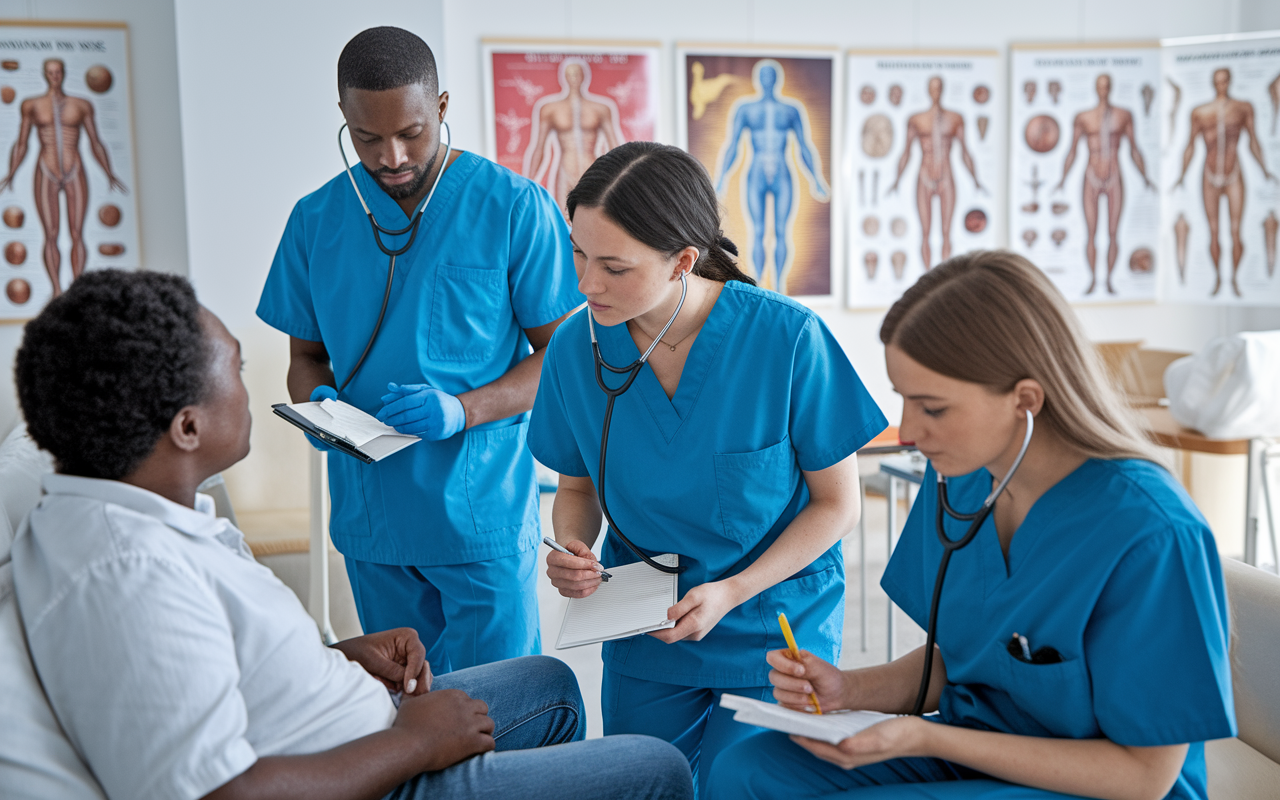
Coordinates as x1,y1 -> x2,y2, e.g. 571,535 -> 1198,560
1161,32 -> 1280,307
0,22 -> 138,322
844,50 -> 1000,309
677,45 -> 838,301
482,40 -> 660,219
1009,43 -> 1161,304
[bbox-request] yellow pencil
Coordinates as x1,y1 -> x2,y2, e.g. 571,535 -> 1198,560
777,612 -> 822,715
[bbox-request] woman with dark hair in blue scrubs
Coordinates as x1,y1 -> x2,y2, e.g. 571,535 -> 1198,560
709,251 -> 1235,800
527,141 -> 888,798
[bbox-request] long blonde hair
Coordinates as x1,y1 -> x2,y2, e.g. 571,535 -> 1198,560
880,251 -> 1162,464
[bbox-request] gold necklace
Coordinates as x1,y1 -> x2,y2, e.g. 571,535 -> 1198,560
633,286 -> 713,352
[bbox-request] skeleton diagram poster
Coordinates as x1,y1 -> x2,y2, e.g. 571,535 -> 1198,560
844,51 -> 1000,309
1161,32 -> 1280,306
0,22 -> 138,321
482,40 -> 660,219
1009,44 -> 1162,303
677,45 -> 838,300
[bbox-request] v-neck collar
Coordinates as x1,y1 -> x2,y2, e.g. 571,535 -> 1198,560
351,151 -> 476,245
594,281 -> 743,443
980,458 -> 1105,592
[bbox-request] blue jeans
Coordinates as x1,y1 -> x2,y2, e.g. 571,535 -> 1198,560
384,656 -> 693,800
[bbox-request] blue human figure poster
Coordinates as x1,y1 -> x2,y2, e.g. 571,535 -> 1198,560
679,48 -> 835,299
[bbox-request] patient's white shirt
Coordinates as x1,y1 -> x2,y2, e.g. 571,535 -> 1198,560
13,475 -> 397,800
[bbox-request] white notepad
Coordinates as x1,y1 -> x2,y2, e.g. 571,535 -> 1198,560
554,554 -> 679,649
289,399 -> 419,461
719,694 -> 897,744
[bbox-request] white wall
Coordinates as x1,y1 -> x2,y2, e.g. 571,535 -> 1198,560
442,0 -> 1280,430
164,0 -> 1279,514
0,0 -> 190,437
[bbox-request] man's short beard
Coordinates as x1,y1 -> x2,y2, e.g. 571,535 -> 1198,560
374,148 -> 439,201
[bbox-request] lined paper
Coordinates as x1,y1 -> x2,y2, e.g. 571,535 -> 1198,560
719,694 -> 896,744
555,554 -> 679,649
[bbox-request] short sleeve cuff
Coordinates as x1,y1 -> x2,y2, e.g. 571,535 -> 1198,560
527,444 -> 590,479
255,307 -> 322,343
795,415 -> 888,473
153,739 -> 256,800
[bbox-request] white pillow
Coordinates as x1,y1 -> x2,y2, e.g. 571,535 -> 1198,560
0,562 -> 106,798
0,425 -> 55,559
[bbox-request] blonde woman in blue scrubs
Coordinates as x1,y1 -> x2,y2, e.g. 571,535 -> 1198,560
709,251 -> 1235,800
527,142 -> 888,798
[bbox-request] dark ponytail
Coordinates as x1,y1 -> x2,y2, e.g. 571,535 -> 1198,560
566,142 -> 756,286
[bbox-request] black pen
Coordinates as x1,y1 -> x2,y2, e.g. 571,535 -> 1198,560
542,536 -> 612,582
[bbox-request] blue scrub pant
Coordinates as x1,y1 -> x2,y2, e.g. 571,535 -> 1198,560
602,667 -> 772,800
384,656 -> 693,800
345,549 -> 540,675
708,731 -> 1091,799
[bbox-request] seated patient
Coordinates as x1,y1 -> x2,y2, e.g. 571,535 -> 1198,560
12,270 -> 692,800
709,251 -> 1235,800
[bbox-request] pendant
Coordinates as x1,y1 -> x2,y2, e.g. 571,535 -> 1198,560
668,344 -> 677,351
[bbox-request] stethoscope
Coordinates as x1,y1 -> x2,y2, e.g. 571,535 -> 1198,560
335,120 -> 452,392
587,270 -> 690,575
910,408 -> 1034,715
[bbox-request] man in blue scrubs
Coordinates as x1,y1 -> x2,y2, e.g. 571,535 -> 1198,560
257,27 -> 581,673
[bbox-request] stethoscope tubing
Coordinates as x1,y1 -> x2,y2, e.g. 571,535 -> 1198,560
589,273 -> 690,575
335,121 -> 452,392
910,408 -> 1035,715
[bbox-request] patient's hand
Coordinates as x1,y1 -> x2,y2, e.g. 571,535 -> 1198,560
394,689 -> 495,771
333,628 -> 431,696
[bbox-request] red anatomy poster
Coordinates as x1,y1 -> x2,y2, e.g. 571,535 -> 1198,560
482,41 -> 660,216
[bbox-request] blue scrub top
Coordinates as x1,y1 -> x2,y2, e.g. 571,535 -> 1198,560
882,459 -> 1236,800
257,153 -> 583,566
529,281 -> 888,687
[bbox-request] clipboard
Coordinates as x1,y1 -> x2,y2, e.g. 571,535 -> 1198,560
272,403 -> 375,463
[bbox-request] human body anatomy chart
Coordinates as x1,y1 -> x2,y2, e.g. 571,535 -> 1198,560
0,23 -> 138,320
678,45 -> 837,300
844,51 -> 1000,309
1010,44 -> 1161,303
1161,32 -> 1280,306
483,41 -> 659,219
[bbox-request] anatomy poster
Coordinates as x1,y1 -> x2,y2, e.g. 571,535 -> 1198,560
677,45 -> 838,300
1009,44 -> 1162,304
0,22 -> 138,322
844,50 -> 1000,309
482,40 -> 660,218
1160,32 -> 1280,306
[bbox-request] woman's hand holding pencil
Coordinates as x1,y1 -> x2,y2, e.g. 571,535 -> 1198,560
774,613 -> 843,715
769,614 -> 848,715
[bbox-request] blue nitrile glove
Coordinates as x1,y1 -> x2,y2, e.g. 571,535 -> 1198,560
375,382 -> 467,440
305,385 -> 339,453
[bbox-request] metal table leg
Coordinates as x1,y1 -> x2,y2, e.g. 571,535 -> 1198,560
309,448 -> 337,645
859,483 -> 868,652
887,476 -> 897,663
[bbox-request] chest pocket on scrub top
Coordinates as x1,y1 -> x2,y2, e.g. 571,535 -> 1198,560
1000,646 -> 1095,738
713,438 -> 799,546
429,265 -> 507,362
